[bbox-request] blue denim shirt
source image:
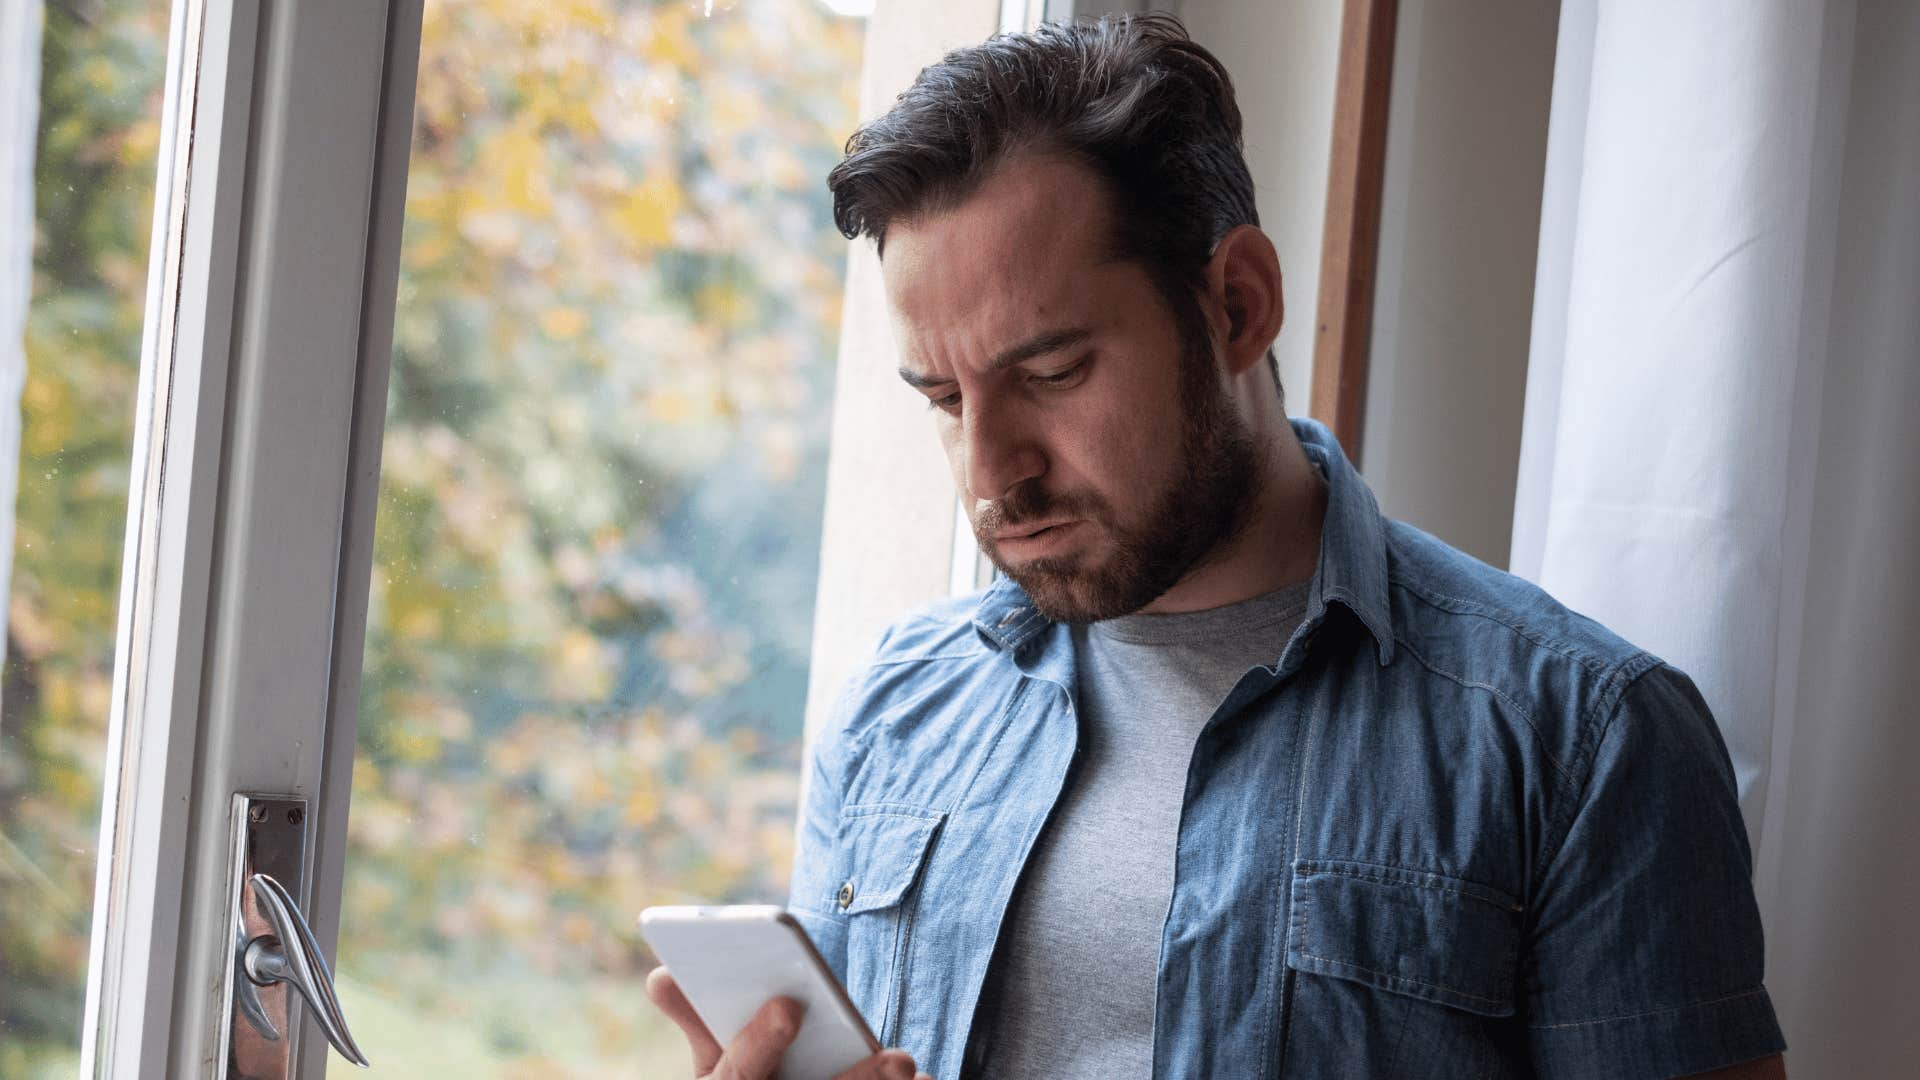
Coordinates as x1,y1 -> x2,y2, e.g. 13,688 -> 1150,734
790,418 -> 1784,1080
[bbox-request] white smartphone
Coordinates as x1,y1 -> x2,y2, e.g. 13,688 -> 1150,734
638,904 -> 881,1080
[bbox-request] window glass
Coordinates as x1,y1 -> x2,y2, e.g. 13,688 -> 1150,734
340,0 -> 865,1070
0,2 -> 167,1075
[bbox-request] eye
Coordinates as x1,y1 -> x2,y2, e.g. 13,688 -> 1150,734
927,391 -> 962,413
1031,359 -> 1089,389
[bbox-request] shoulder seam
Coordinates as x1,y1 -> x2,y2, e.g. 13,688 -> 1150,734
1392,637 -> 1574,783
1386,573 -> 1618,679
1527,652 -> 1665,899
868,649 -> 987,669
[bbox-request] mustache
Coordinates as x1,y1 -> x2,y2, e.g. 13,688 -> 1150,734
973,484 -> 1101,536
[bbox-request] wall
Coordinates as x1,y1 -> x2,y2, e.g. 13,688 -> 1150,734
1175,0 -> 1342,414
803,0 -> 1005,741
1361,0 -> 1559,569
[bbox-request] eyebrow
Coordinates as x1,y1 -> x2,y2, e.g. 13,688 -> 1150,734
897,326 -> 1093,390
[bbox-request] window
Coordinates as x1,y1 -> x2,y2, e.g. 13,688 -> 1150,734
1,3 -> 168,1072
337,0 -> 867,1069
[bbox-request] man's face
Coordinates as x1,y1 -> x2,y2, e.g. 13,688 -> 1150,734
882,155 -> 1262,624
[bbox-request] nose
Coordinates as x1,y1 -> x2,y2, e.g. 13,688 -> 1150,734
959,397 -> 1045,504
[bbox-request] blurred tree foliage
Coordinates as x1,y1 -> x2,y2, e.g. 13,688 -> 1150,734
2,0 -> 166,1073
2,0 -> 862,1072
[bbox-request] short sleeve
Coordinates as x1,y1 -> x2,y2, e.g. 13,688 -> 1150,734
1523,662 -> 1786,1079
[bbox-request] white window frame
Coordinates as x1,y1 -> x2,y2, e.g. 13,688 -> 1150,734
80,0 -> 419,1074
76,0 -> 1018,1074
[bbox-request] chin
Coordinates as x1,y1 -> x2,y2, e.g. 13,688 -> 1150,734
1002,559 -> 1153,625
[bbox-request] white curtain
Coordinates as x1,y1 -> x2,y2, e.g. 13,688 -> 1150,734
1514,0 -> 1920,1072
1,0 -> 43,684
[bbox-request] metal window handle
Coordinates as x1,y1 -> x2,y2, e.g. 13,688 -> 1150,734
239,872 -> 371,1068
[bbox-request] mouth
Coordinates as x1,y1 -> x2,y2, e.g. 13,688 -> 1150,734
994,520 -> 1075,542
991,520 -> 1083,557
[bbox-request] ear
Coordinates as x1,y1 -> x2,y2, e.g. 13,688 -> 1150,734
1204,224 -> 1284,378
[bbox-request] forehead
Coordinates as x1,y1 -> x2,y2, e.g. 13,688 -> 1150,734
880,154 -> 1121,347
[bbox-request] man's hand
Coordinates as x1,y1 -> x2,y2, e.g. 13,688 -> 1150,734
644,967 -> 932,1080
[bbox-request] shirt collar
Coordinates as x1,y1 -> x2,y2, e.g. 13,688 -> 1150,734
972,416 -> 1395,667
1293,416 -> 1396,665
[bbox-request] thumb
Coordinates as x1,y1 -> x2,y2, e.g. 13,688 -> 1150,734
712,996 -> 805,1080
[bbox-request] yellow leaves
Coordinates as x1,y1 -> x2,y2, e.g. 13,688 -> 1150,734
118,117 -> 161,172
401,226 -> 453,270
497,0 -> 615,43
547,627 -> 613,702
514,59 -> 604,139
612,174 -> 685,252
687,740 -> 729,783
475,123 -> 553,215
693,279 -> 749,326
540,306 -> 589,340
705,79 -> 760,138
645,387 -> 692,423
18,369 -> 72,459
79,56 -> 121,98
643,7 -> 700,69
397,604 -> 443,641
621,782 -> 661,828
386,726 -> 440,766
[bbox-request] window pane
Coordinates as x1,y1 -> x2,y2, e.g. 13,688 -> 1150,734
1,2 -> 167,1074
340,0 -> 864,1071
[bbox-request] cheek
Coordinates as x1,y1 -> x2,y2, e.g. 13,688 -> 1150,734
1056,389 -> 1182,495
937,422 -> 968,488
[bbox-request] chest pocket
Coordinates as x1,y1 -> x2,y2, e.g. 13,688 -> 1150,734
1285,859 -> 1524,1079
834,805 -> 944,1046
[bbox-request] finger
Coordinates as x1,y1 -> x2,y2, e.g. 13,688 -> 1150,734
713,996 -> 805,1080
829,1049 -> 917,1080
644,967 -> 723,1075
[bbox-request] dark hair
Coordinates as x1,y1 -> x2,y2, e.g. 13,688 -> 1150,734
828,13 -> 1278,390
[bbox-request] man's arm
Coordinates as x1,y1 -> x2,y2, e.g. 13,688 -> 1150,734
1523,662 -> 1786,1078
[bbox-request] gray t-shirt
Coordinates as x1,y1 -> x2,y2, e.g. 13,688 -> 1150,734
965,578 -> 1313,1079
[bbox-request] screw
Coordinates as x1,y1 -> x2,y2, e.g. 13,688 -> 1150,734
248,804 -> 268,824
287,807 -> 304,826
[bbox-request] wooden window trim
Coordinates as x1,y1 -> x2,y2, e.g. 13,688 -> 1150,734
1310,0 -> 1398,468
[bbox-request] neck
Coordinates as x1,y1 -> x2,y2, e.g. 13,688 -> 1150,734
1140,419 -> 1328,615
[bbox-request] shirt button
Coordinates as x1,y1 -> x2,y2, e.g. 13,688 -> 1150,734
837,881 -> 855,909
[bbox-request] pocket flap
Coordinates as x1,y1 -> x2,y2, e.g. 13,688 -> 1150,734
1287,859 -> 1522,1017
836,805 -> 944,915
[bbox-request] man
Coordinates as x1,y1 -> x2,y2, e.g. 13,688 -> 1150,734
647,14 -> 1787,1079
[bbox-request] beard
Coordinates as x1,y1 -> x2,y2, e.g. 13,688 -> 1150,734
973,330 -> 1266,625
